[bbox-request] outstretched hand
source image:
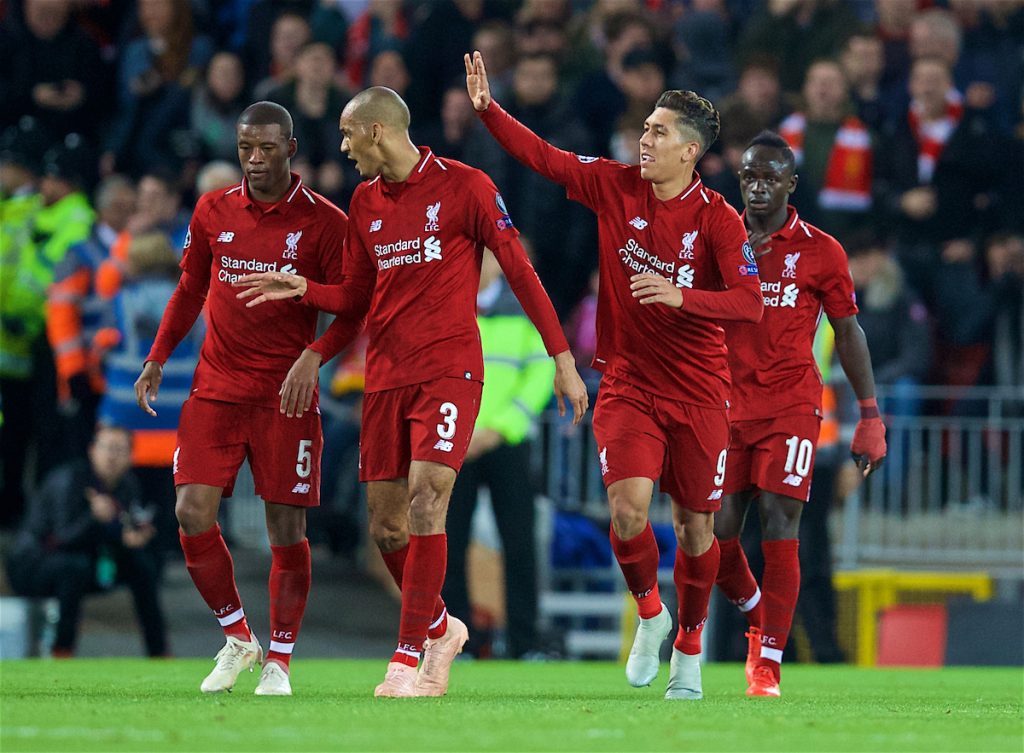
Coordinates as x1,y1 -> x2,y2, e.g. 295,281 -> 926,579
464,50 -> 492,112
233,272 -> 308,307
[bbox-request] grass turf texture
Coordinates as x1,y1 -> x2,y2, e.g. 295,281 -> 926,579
1,660 -> 1020,752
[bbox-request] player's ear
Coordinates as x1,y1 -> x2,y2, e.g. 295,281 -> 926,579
371,123 -> 384,145
788,172 -> 799,195
287,138 -> 298,159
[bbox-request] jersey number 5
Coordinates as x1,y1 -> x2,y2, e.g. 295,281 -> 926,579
296,439 -> 313,478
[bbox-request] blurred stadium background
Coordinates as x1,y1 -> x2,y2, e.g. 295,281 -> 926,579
0,0 -> 1021,682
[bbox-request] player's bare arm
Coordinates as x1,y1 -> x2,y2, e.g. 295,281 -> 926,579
553,351 -> 588,425
134,360 -> 163,417
465,51 -> 491,112
630,273 -> 683,308
830,314 -> 887,477
234,271 -> 307,306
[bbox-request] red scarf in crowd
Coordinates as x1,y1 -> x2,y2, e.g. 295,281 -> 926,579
908,89 -> 964,183
779,112 -> 873,211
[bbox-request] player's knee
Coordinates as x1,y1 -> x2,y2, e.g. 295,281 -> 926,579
608,497 -> 648,539
408,491 -> 446,531
675,511 -> 714,555
370,519 -> 408,552
175,496 -> 216,535
713,510 -> 742,540
760,497 -> 802,540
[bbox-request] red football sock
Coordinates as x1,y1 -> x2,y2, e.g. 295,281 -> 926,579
380,543 -> 448,640
759,539 -> 800,667
392,533 -> 447,667
672,538 -> 721,655
266,539 -> 311,669
715,537 -> 763,628
179,524 -> 250,641
610,522 -> 663,619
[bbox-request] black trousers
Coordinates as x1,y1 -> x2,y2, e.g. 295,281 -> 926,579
442,441 -> 538,658
7,544 -> 168,656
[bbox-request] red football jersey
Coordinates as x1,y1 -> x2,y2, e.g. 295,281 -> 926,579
723,208 -> 858,421
306,147 -> 568,393
150,174 -> 352,408
479,102 -> 762,408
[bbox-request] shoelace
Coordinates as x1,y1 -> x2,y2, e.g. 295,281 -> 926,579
214,641 -> 250,671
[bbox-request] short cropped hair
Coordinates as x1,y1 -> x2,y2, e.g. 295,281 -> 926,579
654,90 -> 720,158
745,129 -> 796,173
238,101 -> 294,140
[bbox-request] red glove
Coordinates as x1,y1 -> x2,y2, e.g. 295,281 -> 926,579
851,398 -> 886,476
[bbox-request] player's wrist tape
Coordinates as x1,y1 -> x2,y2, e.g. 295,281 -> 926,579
858,398 -> 880,420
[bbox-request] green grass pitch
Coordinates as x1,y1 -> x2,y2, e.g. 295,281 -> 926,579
1,659 -> 1021,752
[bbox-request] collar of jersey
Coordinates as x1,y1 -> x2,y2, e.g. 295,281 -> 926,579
379,146 -> 435,195
239,172 -> 304,212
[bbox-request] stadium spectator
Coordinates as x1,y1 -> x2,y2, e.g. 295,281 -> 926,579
344,0 -> 408,90
779,59 -> 874,242
135,101 -> 356,697
96,232 -> 203,553
252,11 -> 312,101
470,21 -> 515,102
488,52 -> 596,316
670,0 -> 735,103
839,31 -> 893,132
190,52 -> 248,164
573,10 -> 656,156
874,56 -> 1004,296
102,0 -> 214,177
403,0 -> 492,123
5,425 -> 168,658
195,161 -> 243,196
619,49 -> 668,130
0,117 -> 51,529
738,0 -> 859,93
717,57 -> 796,136
47,175 -> 137,457
443,250 -> 555,659
234,86 -> 585,697
469,51 -> 762,700
368,48 -> 412,100
846,234 -> 932,406
268,43 -> 347,199
0,0 -> 104,140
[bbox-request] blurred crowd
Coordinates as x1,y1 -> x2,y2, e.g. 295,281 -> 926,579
2,0 -> 1023,530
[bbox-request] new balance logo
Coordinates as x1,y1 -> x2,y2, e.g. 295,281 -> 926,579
629,216 -> 648,230
217,232 -> 235,243
369,219 -> 382,232
433,439 -> 454,452
781,283 -> 799,307
424,235 -> 442,262
291,483 -> 311,494
676,264 -> 695,289
707,489 -> 723,501
281,264 -> 297,275
782,474 -> 803,487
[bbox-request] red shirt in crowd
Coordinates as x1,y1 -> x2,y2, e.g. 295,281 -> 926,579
723,207 -> 858,421
148,174 -> 356,408
305,147 -> 569,393
478,101 -> 763,409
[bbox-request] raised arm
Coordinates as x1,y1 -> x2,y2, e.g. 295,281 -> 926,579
466,51 -> 609,207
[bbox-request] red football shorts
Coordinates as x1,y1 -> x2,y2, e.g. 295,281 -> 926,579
175,396 -> 322,507
359,377 -> 482,482
724,414 -> 822,502
592,377 -> 730,512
